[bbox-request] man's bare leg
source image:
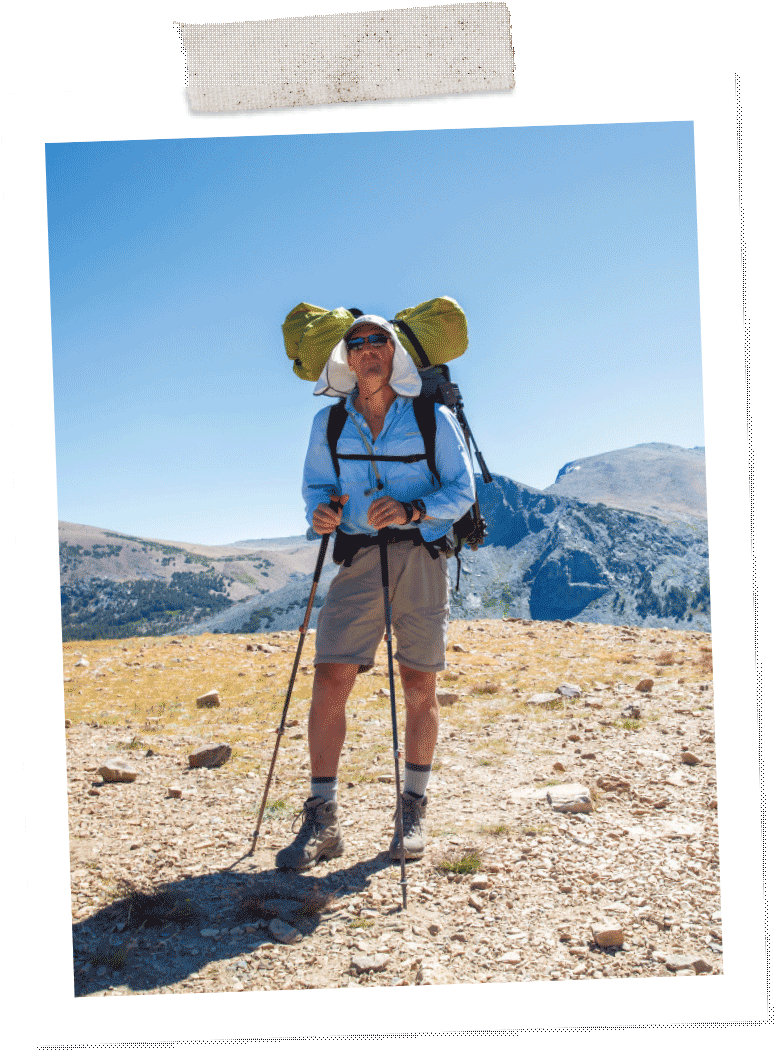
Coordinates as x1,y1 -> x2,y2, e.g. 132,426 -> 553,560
399,666 -> 439,767
308,661 -> 359,778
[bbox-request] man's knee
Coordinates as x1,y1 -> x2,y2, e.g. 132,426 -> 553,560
313,663 -> 358,709
399,666 -> 437,709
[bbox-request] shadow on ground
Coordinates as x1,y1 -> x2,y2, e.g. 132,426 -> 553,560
73,851 -> 400,997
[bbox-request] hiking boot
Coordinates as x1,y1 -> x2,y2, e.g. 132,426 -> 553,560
275,796 -> 345,871
389,792 -> 428,861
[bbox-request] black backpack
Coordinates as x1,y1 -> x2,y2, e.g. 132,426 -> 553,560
325,316 -> 492,588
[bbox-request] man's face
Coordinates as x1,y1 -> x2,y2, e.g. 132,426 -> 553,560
346,323 -> 395,389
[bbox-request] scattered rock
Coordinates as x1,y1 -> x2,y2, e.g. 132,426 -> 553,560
97,758 -> 138,783
269,918 -> 300,944
547,783 -> 593,813
188,743 -> 232,769
451,644 -> 468,653
63,619 -> 719,996
552,762 -> 566,773
596,776 -> 630,793
351,953 -> 389,974
527,692 -> 564,708
196,689 -> 220,708
681,751 -> 701,765
636,679 -> 654,693
75,658 -> 90,668
65,718 -> 72,728
415,961 -> 456,984
622,703 -> 642,718
436,692 -> 459,706
592,921 -> 624,948
665,953 -> 711,974
556,683 -> 582,697
167,786 -> 183,799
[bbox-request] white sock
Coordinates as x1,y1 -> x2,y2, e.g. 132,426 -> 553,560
403,762 -> 431,799
310,776 -> 337,803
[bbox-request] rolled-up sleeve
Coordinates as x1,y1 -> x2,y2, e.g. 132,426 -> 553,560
302,407 -> 339,531
419,405 -> 476,540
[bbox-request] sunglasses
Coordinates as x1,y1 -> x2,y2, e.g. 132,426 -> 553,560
346,333 -> 391,351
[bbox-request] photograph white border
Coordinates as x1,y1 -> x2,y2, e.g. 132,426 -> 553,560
5,3 -> 772,1049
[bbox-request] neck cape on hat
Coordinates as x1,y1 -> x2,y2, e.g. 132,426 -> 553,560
313,315 -> 422,399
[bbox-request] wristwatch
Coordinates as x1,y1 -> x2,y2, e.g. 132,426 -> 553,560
411,499 -> 427,522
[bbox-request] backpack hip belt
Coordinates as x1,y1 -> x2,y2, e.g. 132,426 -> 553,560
332,527 -> 450,568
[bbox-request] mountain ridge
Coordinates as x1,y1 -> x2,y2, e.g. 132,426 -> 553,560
544,442 -> 706,523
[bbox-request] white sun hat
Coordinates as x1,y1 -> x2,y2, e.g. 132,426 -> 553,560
313,314 -> 422,398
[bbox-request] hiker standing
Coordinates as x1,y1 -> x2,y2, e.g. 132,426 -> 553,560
275,315 -> 476,870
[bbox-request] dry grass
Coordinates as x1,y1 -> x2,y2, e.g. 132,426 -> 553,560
437,851 -> 482,875
62,622 -> 714,815
111,877 -> 199,929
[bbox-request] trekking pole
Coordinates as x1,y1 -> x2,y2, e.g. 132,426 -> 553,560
378,529 -> 408,910
247,497 -> 342,856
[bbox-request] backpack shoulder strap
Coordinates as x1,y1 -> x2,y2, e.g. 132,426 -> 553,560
326,399 -> 348,478
412,396 -> 440,484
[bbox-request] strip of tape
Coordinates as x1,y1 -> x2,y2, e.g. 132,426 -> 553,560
175,3 -> 514,112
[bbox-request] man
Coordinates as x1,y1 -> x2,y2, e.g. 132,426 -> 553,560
275,314 -> 475,870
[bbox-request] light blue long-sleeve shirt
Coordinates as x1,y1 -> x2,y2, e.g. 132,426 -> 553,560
302,393 -> 476,543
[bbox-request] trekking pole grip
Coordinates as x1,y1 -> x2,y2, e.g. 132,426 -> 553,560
323,495 -> 343,535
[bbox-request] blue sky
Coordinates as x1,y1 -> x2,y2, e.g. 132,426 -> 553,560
46,122 -> 703,545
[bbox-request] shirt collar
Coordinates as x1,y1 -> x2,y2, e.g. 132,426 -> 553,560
345,391 -> 411,420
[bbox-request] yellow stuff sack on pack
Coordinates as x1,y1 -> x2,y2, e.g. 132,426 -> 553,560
282,296 -> 468,381
282,303 -> 355,381
392,296 -> 468,368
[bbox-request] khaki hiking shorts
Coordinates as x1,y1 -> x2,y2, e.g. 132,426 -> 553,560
314,540 -> 449,674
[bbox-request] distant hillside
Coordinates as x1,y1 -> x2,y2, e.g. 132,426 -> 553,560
544,443 -> 706,523
231,535 -> 316,551
58,523 -> 321,641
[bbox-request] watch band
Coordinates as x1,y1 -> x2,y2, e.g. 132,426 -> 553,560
401,502 -> 414,524
411,499 -> 427,522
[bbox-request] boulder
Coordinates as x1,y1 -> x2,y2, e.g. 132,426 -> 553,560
196,689 -> 220,708
97,758 -> 139,783
546,783 -> 593,813
188,743 -> 232,769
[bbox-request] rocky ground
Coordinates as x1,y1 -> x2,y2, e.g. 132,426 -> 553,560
64,618 -> 719,996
